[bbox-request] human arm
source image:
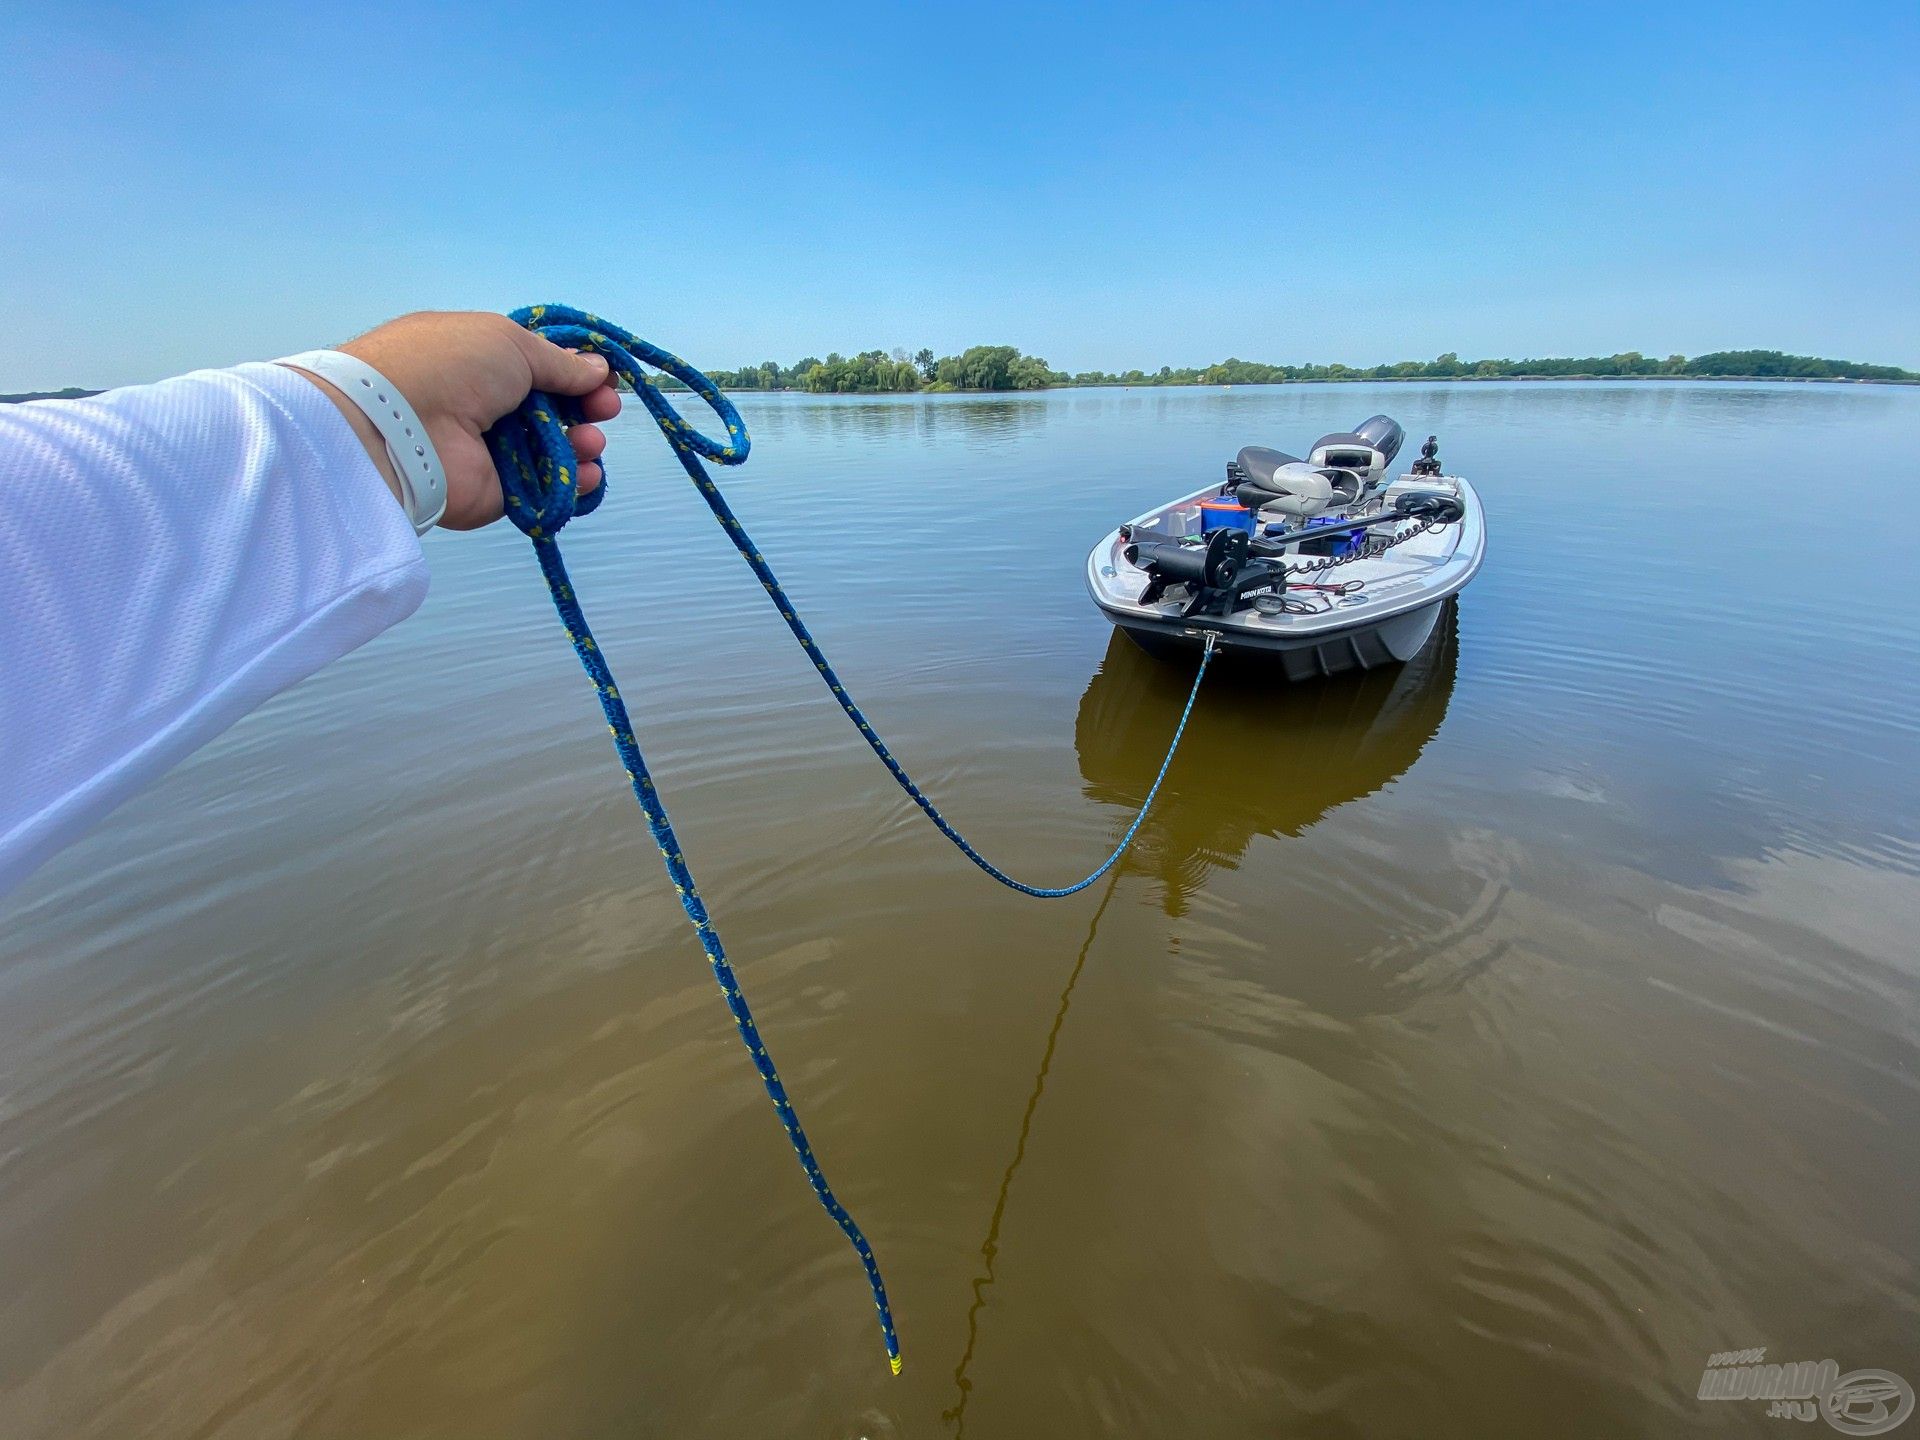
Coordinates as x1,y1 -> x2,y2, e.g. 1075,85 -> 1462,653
0,311 -> 619,895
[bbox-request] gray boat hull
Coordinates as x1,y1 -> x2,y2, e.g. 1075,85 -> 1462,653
1114,598 -> 1446,679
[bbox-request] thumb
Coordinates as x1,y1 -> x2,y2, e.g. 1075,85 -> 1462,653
522,334 -> 611,397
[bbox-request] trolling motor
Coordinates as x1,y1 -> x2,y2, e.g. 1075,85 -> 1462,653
1125,527 -> 1288,616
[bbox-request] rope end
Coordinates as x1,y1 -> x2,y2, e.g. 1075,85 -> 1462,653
889,1353 -> 903,1376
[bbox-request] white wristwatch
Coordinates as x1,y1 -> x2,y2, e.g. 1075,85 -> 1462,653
277,349 -> 448,535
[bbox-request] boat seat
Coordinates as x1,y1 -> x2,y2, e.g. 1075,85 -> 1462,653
1235,445 -> 1303,487
1307,415 -> 1405,494
1236,460 -> 1359,518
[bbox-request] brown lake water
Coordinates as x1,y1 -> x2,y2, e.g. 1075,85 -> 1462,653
2,381 -> 1917,1437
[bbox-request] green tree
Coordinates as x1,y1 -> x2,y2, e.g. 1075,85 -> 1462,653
935,345 -> 1020,389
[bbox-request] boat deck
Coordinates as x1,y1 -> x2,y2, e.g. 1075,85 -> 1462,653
1090,477 -> 1482,633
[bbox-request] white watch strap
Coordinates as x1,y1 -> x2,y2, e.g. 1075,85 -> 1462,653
277,350 -> 447,535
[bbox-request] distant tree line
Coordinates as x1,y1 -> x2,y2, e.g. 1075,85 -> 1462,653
8,349 -> 1910,406
643,346 -> 1916,394
0,386 -> 101,404
1123,350 -> 1918,384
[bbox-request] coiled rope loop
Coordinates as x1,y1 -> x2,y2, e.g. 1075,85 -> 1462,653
487,303 -> 1213,1373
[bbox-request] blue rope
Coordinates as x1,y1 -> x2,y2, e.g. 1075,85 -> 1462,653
486,304 -> 1215,1373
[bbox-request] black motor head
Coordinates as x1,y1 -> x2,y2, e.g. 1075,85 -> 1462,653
1394,490 -> 1464,523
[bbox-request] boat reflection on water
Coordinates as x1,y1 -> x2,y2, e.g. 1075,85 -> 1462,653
1074,603 -> 1459,915
945,609 -> 1459,1431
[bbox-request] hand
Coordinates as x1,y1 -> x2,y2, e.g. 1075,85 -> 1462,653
294,310 -> 622,530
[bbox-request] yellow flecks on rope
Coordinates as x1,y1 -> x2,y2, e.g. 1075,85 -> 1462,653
890,1355 -> 903,1376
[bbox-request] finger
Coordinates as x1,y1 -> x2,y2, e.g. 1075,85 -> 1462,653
521,333 -> 611,397
578,384 -> 622,423
578,461 -> 603,495
567,422 -> 606,464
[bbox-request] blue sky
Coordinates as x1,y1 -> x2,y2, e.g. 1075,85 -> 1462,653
2,1 -> 1916,388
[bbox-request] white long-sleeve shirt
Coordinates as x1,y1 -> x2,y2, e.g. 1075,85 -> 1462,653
0,363 -> 430,896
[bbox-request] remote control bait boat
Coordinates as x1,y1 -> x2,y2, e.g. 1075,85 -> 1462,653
1086,416 -> 1484,677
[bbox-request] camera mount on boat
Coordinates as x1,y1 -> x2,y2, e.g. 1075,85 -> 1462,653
1411,434 -> 1442,477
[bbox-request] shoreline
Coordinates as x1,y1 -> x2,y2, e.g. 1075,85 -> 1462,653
8,372 -> 1914,408
677,372 -> 1920,397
